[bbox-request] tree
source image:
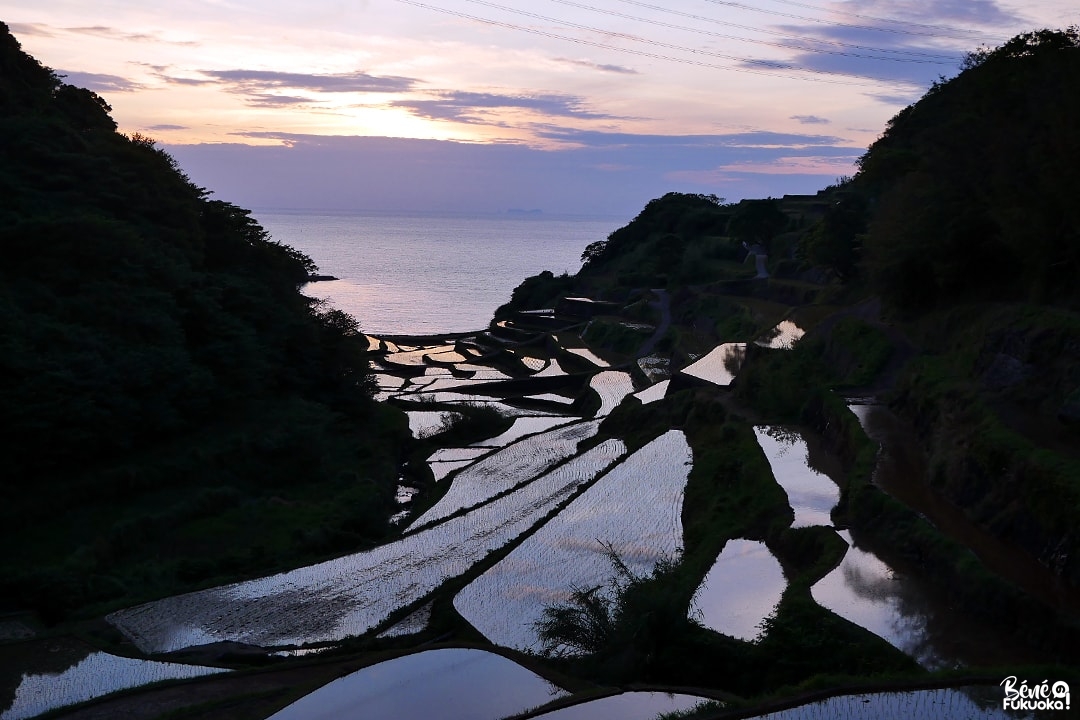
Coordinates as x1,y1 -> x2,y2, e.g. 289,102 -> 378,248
727,199 -> 788,254
802,194 -> 866,281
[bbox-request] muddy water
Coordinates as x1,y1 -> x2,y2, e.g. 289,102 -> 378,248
848,403 -> 1080,616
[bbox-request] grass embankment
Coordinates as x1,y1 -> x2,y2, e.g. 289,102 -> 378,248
734,313 -> 1080,661
522,387 -> 915,697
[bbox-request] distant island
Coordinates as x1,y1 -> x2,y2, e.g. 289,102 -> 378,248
506,208 -> 543,215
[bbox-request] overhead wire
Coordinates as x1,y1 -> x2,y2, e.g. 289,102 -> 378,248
609,0 -> 962,59
700,0 -> 995,42
549,0 -> 956,64
456,0 -> 948,78
393,0 -> 894,85
761,0 -> 998,41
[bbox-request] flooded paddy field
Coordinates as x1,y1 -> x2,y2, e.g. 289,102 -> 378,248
753,427 -> 842,529
265,648 -> 565,720
408,420 -> 602,529
24,311 -> 1072,720
681,343 -> 747,386
454,431 -> 690,651
0,638 -> 226,720
692,539 -> 786,642
107,433 -> 622,654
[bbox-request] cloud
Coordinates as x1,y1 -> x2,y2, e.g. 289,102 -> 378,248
201,69 -> 416,94
164,127 -> 866,217
554,58 -> 638,74
673,154 -> 861,178
62,25 -> 198,45
56,70 -> 141,92
7,22 -> 53,37
146,124 -> 188,131
244,94 -> 315,108
533,129 -> 852,149
791,115 -> 830,124
392,91 -> 616,123
841,0 -> 1021,28
866,91 -> 922,106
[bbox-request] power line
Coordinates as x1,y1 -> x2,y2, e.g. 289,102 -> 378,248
550,0 -> 956,63
456,0 -> 938,78
393,0 -> 893,86
762,0 -> 997,41
701,0 -> 994,42
610,0 -> 961,59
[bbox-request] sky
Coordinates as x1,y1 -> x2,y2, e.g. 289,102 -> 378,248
6,1 -> 1076,216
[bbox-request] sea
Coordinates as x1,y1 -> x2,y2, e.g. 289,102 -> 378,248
254,211 -> 621,336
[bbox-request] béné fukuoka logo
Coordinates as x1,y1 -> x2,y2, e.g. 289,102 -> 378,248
1001,676 -> 1070,711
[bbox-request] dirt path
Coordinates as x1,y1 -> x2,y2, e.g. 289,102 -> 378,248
636,288 -> 671,358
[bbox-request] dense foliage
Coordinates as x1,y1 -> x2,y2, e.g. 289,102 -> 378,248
0,24 -> 407,620
853,28 -> 1080,313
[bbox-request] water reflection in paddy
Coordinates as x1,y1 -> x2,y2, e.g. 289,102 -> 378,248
754,319 -> 805,350
692,539 -> 786,642
633,379 -> 669,405
847,402 -> 1080,617
470,416 -> 574,448
529,691 -> 714,720
107,438 -> 623,654
753,426 -> 841,528
1,642 -> 226,720
265,648 -> 565,720
409,420 -> 602,529
681,343 -> 746,386
812,530 -> 938,667
455,431 -> 689,651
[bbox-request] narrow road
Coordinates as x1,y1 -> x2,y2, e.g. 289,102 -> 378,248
636,288 -> 671,358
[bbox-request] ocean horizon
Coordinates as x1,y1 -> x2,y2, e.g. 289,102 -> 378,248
254,210 -> 621,335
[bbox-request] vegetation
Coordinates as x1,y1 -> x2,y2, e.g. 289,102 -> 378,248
0,23 -> 410,621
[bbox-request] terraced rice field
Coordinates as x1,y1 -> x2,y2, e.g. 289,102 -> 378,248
743,686 -> 1021,719
529,691 -> 714,720
811,530 -> 938,668
427,448 -> 491,463
691,539 -> 786,641
681,343 -> 747,386
565,347 -> 610,367
637,355 -> 669,381
408,420 -> 603,529
3,651 -> 227,720
526,393 -> 575,405
376,602 -> 432,638
265,648 -> 566,720
107,440 -> 625,653
534,359 -> 568,377
589,371 -> 635,416
405,410 -> 461,439
754,319 -> 805,349
454,431 -> 691,652
382,344 -> 456,366
469,417 -> 574,448
633,379 -> 669,405
753,427 -> 840,528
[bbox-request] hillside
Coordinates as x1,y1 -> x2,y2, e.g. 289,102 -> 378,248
0,23 -> 410,621
499,28 -> 1080,608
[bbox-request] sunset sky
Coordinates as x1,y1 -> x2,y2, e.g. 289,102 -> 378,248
7,1 -> 1076,215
